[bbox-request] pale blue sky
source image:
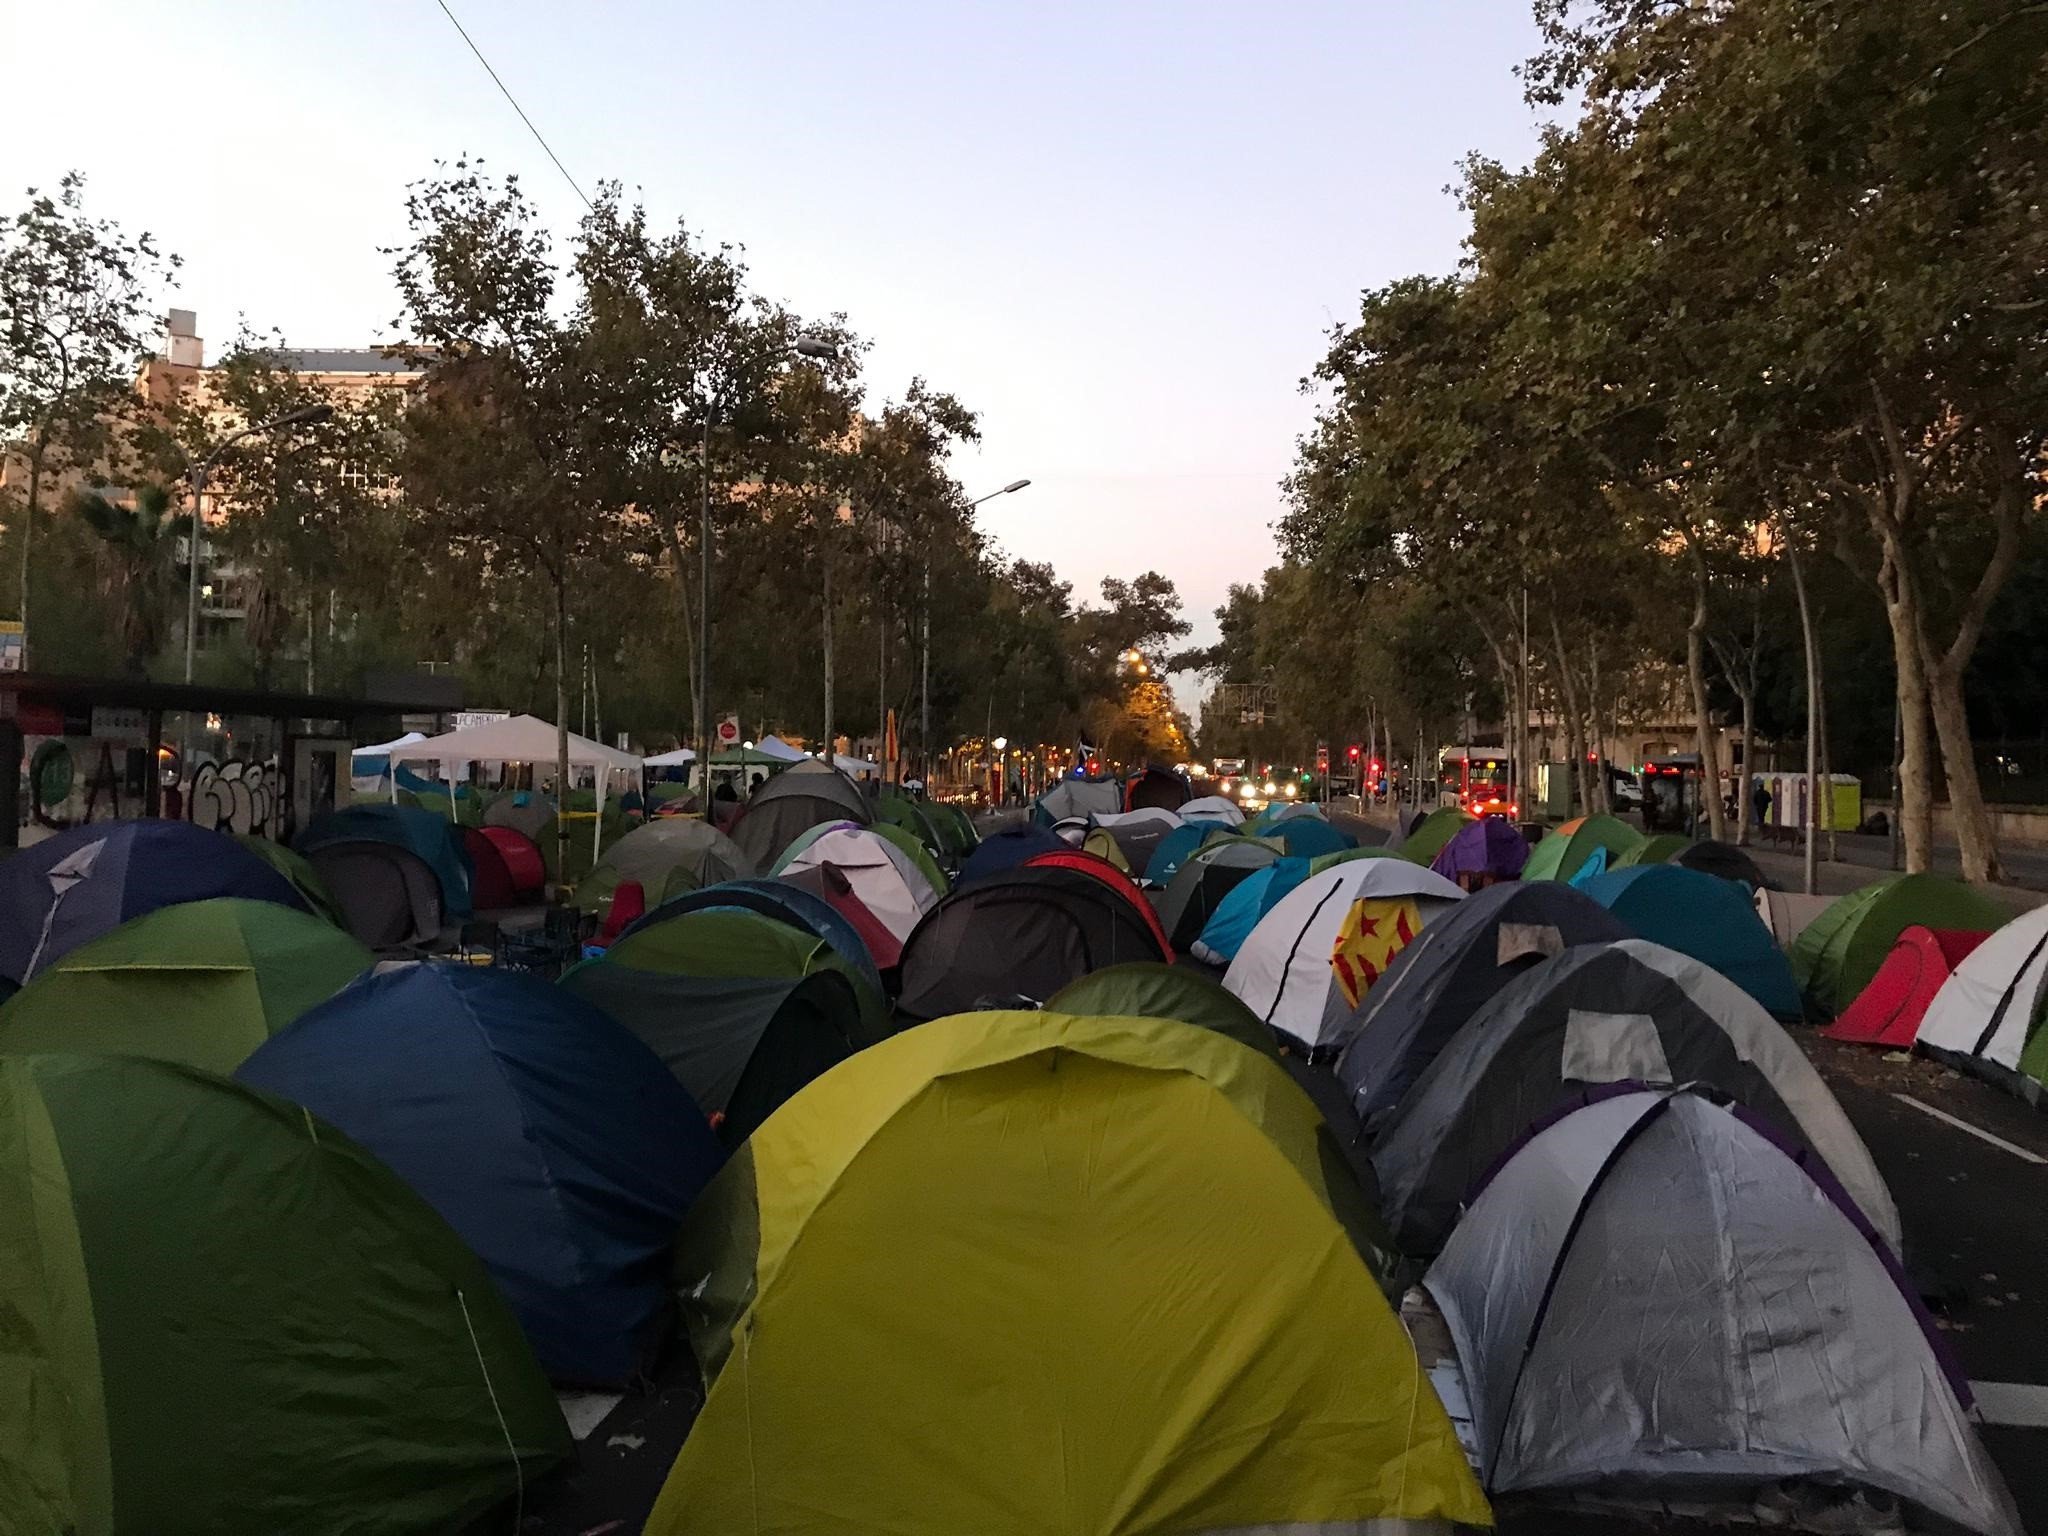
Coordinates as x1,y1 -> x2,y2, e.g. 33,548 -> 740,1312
2,1 -> 1548,674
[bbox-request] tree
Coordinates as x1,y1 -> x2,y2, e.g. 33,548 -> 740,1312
0,172 -> 177,666
62,482 -> 183,675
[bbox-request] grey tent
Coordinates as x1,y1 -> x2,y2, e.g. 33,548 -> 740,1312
1371,938 -> 1898,1258
559,964 -> 864,1146
1033,777 -> 1122,824
1156,837 -> 1281,951
1426,1086 -> 2019,1536
1083,808 -> 1181,876
305,841 -> 447,951
575,817 -> 747,916
731,760 -> 871,873
482,790 -> 556,845
1337,882 -> 1630,1130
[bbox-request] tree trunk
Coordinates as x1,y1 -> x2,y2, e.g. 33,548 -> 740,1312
877,598 -> 888,781
554,573 -> 572,894
667,523 -> 701,745
1874,537 -> 1937,871
1588,640 -> 1612,814
820,536 -> 835,764
1788,539 -> 1822,894
1682,546 -> 1727,842
17,435 -> 47,669
1734,691 -> 1754,847
1549,614 -> 1584,817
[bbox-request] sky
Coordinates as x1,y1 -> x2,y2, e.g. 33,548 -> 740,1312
1,0 -> 1551,716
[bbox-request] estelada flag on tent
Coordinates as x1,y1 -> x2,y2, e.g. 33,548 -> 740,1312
1331,897 -> 1421,1008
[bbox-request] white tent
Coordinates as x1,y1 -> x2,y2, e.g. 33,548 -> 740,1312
775,824 -> 937,944
1178,795 -> 1246,827
350,731 -> 427,792
1224,860 -> 1464,1050
754,735 -> 809,764
1916,905 -> 2048,1091
354,731 -> 427,758
643,748 -> 697,768
387,714 -> 642,856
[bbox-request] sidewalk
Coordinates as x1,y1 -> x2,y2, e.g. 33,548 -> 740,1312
1745,842 -> 2047,913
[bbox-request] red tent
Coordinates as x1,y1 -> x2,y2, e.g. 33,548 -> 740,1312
782,861 -> 905,970
1822,925 -> 1990,1048
463,825 -> 547,910
1023,849 -> 1174,959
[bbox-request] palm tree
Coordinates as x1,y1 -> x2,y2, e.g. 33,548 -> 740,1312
64,483 -> 183,676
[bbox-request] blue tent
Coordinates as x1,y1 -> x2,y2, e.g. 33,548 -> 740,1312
1190,856 -> 1314,967
1142,822 -> 1222,887
237,962 -> 721,1385
617,878 -> 884,995
1270,817 -> 1354,861
1580,864 -> 1803,1020
0,820 -> 309,985
958,822 -> 1068,886
297,804 -> 474,920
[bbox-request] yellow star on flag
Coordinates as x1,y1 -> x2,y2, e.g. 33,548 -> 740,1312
1331,896 -> 1421,1008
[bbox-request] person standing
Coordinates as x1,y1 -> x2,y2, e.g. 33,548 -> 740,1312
1751,778 -> 1773,831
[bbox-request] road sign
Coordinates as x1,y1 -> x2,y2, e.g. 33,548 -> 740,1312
1315,742 -> 1329,775
716,713 -> 740,746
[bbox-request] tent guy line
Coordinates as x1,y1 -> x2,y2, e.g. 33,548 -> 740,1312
1891,1093 -> 2048,1166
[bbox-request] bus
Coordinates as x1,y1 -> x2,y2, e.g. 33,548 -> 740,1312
1438,745 -> 1516,816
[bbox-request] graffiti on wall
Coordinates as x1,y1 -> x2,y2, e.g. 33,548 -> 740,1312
186,758 -> 278,839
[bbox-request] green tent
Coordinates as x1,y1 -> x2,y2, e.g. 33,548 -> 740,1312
874,789 -> 947,860
572,817 -> 748,917
1792,873 -> 2012,1018
0,1052 -> 569,1535
925,802 -> 979,857
232,835 -> 348,927
0,899 -> 372,1075
593,907 -> 891,1041
1397,806 -> 1476,866
1309,846 -> 1410,874
861,820 -> 950,898
1616,832 -> 1691,867
1048,963 -> 1277,1057
1520,813 -> 1645,883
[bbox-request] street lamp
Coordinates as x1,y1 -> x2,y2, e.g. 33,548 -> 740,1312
923,478 -> 1032,788
184,402 -> 334,685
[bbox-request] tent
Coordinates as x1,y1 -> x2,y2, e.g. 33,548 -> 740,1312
1189,855 -> 1315,967
1916,905 -> 2048,1100
752,734 -> 809,762
0,898 -> 372,1074
0,819 -> 309,985
1580,863 -> 1803,1019
301,838 -> 448,951
1371,938 -> 1898,1258
386,714 -> 642,861
895,865 -> 1171,1021
1156,836 -> 1281,951
563,964 -> 865,1144
232,833 -> 347,927
1756,885 -> 1834,951
1224,860 -> 1465,1053
0,1053 -> 569,1534
1031,776 -> 1122,825
603,891 -> 889,1041
297,803 -> 474,921
1047,962 -> 1277,1057
776,822 -> 939,944
238,963 -> 720,1385
778,859 -> 907,968
1249,800 -> 1326,833
1518,813 -> 1644,883
461,824 -> 545,910
1308,845 -> 1408,873
1397,805 -> 1476,866
1675,837 -> 1769,888
1428,815 -> 1529,885
924,800 -> 979,858
958,820 -> 1067,884
1336,881 -> 1632,1129
574,816 -> 748,918
482,787 -> 555,845
649,1010 -> 1483,1535
1177,793 -> 1246,826
1020,849 -> 1175,956
871,787 -> 947,860
1140,820 -> 1221,886
641,746 -> 695,768
1614,830 -> 1691,867
1083,806 -> 1181,875
1824,925 -> 1989,1048
1122,763 -> 1191,812
1268,814 -> 1354,861
865,819 -> 949,897
1791,873 -> 2012,1017
731,758 -> 871,873
1426,1086 -> 2018,1536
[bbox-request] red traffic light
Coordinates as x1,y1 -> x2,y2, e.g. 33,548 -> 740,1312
1368,758 -> 1382,774
1347,744 -> 1361,760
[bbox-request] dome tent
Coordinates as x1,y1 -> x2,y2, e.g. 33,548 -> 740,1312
0,898 -> 372,1074
0,1053 -> 569,1534
1155,835 -> 1281,951
1428,815 -> 1529,884
1580,863 -> 1803,1019
1336,881 -> 1630,1130
649,1010 -> 1482,1535
1081,806 -> 1182,875
231,833 -> 347,927
1223,859 -> 1465,1052
1519,813 -> 1643,884
863,819 -> 948,898
1188,855 -> 1316,967
1792,873 -> 2011,1017
296,803 -> 474,921
1823,925 -> 1989,1050
1396,805 -> 1475,865
238,963 -> 723,1385
1916,904 -> 2048,1100
1020,848 -> 1175,956
1176,793 -> 1246,826
461,824 -> 546,909
1427,1086 -> 2018,1536
574,817 -> 747,917
1047,962 -> 1276,1056
775,822 -> 939,944
1371,939 -> 1898,1258
958,820 -> 1067,884
1139,819 -> 1222,886
0,819 -> 309,985
731,758 -> 871,873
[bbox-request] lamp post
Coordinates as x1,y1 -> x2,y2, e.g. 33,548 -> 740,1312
184,403 -> 334,686
924,478 -> 1030,790
791,334 -> 843,767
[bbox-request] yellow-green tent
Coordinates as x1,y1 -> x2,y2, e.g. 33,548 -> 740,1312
650,1009 -> 1488,1535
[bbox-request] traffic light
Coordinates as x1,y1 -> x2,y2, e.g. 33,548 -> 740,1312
1368,758 -> 1382,775
1347,744 -> 1361,762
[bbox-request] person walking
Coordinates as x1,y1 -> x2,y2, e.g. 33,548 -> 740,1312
1751,778 -> 1773,831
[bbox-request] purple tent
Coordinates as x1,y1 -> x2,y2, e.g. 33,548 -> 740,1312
1430,815 -> 1528,883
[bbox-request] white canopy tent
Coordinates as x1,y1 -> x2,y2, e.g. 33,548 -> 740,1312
754,735 -> 808,763
387,714 -> 644,858
350,731 -> 428,793
643,748 -> 697,768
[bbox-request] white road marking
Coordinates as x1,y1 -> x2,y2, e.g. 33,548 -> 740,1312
1891,1093 -> 2048,1166
556,1391 -> 623,1441
1973,1382 -> 2048,1428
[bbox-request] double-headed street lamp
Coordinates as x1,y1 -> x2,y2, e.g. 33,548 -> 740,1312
183,402 -> 334,686
920,478 -> 1031,786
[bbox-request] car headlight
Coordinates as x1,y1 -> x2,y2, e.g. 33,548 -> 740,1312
1283,783 -> 1297,798
1263,781 -> 1277,795
1238,783 -> 1257,799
